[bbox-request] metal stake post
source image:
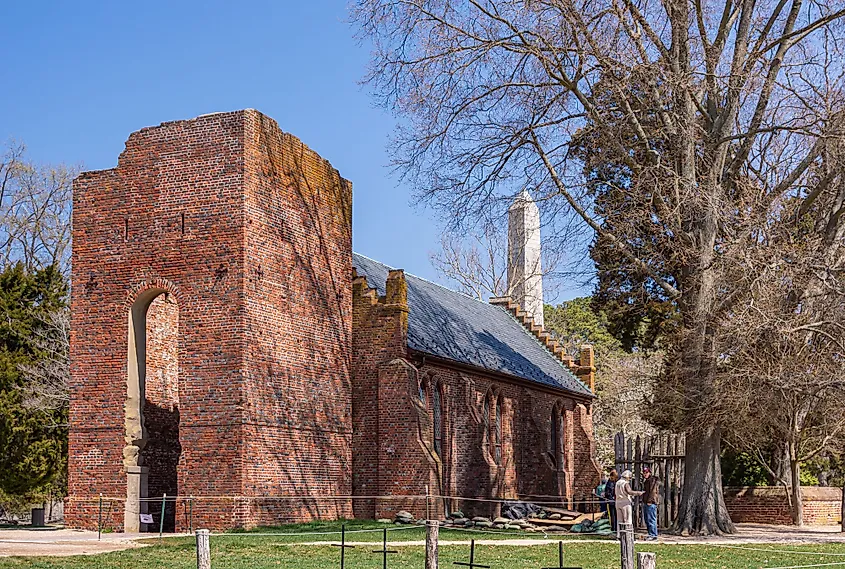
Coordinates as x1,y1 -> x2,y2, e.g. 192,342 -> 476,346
372,528 -> 398,569
97,494 -> 103,541
331,524 -> 356,569
541,541 -> 581,569
454,539 -> 490,569
159,493 -> 167,542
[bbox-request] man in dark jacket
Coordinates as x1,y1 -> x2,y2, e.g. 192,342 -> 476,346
642,467 -> 659,540
604,469 -> 618,533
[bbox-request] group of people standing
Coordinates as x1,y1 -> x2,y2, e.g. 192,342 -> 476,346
594,467 -> 659,541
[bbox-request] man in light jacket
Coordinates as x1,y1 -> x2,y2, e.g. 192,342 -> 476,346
615,470 -> 644,538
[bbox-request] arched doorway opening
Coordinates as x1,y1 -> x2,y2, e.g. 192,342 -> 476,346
124,288 -> 181,533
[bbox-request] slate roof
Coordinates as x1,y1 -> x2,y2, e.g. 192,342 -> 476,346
352,253 -> 593,398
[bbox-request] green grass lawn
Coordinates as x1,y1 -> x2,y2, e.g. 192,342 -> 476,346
5,522 -> 845,569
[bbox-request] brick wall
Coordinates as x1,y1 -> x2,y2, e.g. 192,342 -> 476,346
68,111 -> 249,531
68,110 -> 353,531
351,269 -> 601,521
350,269 -> 411,519
239,111 -> 353,525
724,486 -> 842,525
413,362 -> 600,519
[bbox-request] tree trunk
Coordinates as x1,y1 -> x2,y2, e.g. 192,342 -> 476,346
770,442 -> 790,486
674,424 -> 735,535
790,455 -> 803,527
672,269 -> 735,536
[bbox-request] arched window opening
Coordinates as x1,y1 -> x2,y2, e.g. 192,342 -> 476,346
493,395 -> 503,465
125,288 -> 181,533
548,404 -> 564,471
549,407 -> 560,469
419,380 -> 427,405
482,392 -> 491,457
432,385 -> 443,456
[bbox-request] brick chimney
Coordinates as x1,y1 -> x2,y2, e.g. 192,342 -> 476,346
507,190 -> 544,327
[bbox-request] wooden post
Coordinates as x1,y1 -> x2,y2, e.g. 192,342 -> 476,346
634,436 -> 642,530
614,433 -> 624,473
840,481 -> 845,533
196,529 -> 211,569
637,552 -> 656,569
426,520 -> 439,569
661,435 -> 670,528
619,523 -> 634,569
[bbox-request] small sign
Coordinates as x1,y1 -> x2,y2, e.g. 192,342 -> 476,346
140,513 -> 154,524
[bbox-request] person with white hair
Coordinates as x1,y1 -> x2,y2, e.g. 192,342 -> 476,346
614,470 -> 644,538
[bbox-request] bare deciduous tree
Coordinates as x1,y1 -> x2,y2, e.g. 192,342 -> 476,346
593,350 -> 662,467
430,222 -> 563,300
716,205 -> 845,527
353,0 -> 845,534
19,308 -> 70,422
0,141 -> 74,274
431,225 -> 510,299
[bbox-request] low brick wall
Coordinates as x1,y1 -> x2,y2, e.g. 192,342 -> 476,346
724,486 -> 842,525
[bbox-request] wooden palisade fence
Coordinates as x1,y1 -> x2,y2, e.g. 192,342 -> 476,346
614,432 -> 685,529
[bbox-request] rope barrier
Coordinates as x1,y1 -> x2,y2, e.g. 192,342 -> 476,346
69,493 -> 605,506
763,563 -> 845,569
435,495 -> 603,506
209,525 -> 422,538
713,544 -> 845,558
438,524 -> 622,538
199,519 -> 622,540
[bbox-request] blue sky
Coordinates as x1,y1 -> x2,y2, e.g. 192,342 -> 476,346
0,0 -> 589,300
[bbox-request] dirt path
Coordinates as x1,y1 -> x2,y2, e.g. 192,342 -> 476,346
0,529 -> 148,557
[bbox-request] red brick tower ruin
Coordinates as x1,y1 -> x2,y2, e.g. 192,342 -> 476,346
67,110 -> 353,531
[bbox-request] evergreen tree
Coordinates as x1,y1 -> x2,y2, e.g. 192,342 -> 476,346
0,263 -> 67,496
543,297 -> 621,359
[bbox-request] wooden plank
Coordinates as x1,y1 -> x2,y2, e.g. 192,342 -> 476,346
615,432 -> 624,473
540,506 -> 581,518
670,435 -> 679,525
526,514 -> 588,527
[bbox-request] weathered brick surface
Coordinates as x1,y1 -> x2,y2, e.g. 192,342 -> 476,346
724,486 -> 842,525
351,270 -> 410,518
239,112 -> 353,525
351,270 -> 601,521
68,110 -> 352,531
69,109 -> 598,532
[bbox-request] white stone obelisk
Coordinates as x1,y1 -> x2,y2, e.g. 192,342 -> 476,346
507,190 -> 544,327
